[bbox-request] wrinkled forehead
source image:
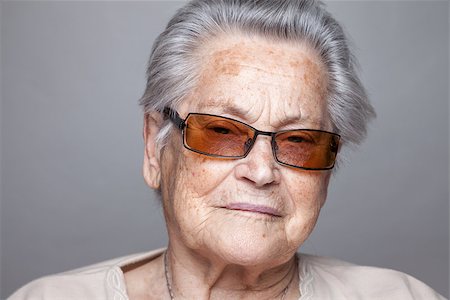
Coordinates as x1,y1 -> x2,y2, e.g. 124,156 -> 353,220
202,36 -> 325,79
181,34 -> 330,129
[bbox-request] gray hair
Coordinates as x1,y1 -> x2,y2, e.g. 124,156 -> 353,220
139,0 -> 375,158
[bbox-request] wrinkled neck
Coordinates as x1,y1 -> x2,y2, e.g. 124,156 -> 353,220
164,242 -> 299,299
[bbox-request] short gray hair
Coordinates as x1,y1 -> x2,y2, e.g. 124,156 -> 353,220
139,0 -> 375,157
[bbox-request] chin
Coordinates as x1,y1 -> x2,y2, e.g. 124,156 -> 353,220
209,228 -> 289,266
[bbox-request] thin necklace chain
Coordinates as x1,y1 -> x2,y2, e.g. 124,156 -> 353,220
163,251 -> 297,300
164,251 -> 175,299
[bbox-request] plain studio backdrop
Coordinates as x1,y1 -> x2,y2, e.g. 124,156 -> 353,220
1,1 -> 448,298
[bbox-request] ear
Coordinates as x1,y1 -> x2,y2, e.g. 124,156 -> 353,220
143,112 -> 163,189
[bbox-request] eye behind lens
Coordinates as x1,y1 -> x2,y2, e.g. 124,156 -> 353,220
212,127 -> 230,134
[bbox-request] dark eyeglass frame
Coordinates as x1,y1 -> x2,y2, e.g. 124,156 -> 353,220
162,107 -> 340,171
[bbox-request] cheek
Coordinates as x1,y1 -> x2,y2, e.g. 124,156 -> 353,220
163,156 -> 238,249
160,135 -> 222,199
284,173 -> 330,245
161,143 -> 234,223
175,156 -> 234,199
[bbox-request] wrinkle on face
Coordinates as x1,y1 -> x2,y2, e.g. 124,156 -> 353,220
160,32 -> 333,270
192,34 -> 330,131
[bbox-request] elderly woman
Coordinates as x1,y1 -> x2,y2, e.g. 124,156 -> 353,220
8,0 -> 446,299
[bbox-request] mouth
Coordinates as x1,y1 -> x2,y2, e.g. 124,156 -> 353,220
221,202 -> 283,217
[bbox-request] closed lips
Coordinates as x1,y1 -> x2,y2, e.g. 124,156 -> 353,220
223,202 -> 282,217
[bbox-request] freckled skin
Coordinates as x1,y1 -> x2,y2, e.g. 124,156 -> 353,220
142,33 -> 332,298
162,34 -> 331,263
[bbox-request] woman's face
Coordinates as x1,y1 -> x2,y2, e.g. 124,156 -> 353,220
148,34 -> 332,266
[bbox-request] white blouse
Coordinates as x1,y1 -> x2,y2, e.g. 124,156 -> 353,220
8,248 -> 447,300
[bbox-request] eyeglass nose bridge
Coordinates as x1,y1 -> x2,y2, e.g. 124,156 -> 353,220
242,129 -> 278,160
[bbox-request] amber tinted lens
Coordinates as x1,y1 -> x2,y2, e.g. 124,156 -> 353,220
275,130 -> 339,169
184,114 -> 255,157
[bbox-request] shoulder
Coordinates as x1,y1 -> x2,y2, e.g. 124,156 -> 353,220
7,258 -> 126,300
7,248 -> 166,300
299,253 -> 447,300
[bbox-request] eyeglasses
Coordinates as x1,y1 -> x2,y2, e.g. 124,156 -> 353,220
162,107 -> 340,170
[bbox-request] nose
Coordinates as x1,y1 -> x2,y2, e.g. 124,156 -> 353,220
234,135 -> 280,187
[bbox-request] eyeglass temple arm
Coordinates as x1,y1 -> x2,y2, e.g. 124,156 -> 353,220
163,107 -> 185,130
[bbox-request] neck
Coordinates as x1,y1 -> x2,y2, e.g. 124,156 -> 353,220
164,242 -> 299,299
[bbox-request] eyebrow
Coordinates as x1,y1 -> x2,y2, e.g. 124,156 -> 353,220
201,102 -> 249,119
198,99 -> 326,130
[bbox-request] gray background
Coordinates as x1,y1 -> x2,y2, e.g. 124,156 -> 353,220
1,1 -> 448,298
